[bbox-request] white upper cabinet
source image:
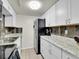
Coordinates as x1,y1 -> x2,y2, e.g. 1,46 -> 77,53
45,10 -> 50,27
55,0 -> 68,25
1,0 -> 16,26
41,9 -> 50,27
70,0 -> 79,24
41,5 -> 56,27
49,5 -> 56,26
42,0 -> 79,26
5,15 -> 16,26
55,0 -> 79,25
5,16 -> 13,26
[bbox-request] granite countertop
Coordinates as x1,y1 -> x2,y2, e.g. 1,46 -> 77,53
0,42 -> 16,46
41,35 -> 79,58
0,36 -> 20,46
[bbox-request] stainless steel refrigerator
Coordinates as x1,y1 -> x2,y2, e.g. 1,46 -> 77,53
33,18 -> 46,54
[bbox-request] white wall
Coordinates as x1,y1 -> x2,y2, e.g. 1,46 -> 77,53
16,15 -> 37,49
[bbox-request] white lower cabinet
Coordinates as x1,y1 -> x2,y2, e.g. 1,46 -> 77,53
41,38 -> 49,59
41,38 -> 62,59
41,37 -> 79,59
41,48 -> 48,59
62,50 -> 79,59
48,43 -> 61,59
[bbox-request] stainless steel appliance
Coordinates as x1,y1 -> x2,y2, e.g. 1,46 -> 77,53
33,18 -> 51,54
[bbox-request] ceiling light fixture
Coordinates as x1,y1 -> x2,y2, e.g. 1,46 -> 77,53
28,1 -> 42,10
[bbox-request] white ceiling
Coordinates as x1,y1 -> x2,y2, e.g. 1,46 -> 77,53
8,0 -> 58,16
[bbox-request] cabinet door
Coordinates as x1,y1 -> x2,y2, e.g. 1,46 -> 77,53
41,38 -> 45,58
41,38 -> 49,59
55,0 -> 68,25
5,16 -> 13,26
12,12 -> 16,26
41,38 -> 62,59
71,0 -> 79,24
42,11 -> 49,27
41,45 -> 49,59
45,10 -> 50,27
2,0 -> 16,26
48,42 -> 61,59
69,55 -> 79,59
62,50 -> 70,59
62,50 -> 79,59
49,5 -> 56,26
